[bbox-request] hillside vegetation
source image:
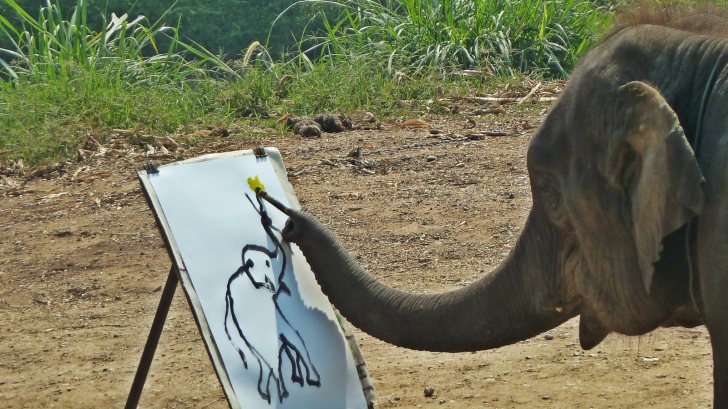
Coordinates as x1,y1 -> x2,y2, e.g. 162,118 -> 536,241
0,0 -> 614,166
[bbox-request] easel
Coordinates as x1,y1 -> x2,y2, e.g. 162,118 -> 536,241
125,266 -> 178,409
124,151 -> 375,409
125,162 -> 242,409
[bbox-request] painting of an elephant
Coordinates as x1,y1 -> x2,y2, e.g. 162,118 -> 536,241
279,6 -> 728,407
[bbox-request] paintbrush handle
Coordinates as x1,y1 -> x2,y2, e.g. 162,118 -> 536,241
259,191 -> 290,214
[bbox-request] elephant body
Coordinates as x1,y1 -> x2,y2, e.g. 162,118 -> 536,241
281,7 -> 728,408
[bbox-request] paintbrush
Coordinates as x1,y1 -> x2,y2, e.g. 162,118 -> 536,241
258,190 -> 291,215
247,175 -> 291,214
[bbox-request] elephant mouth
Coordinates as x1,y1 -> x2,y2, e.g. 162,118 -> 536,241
566,216 -> 695,344
576,293 -> 672,349
578,303 -> 610,349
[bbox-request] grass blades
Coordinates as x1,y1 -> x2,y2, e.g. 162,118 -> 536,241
292,0 -> 614,77
0,0 -> 613,166
0,64 -> 228,165
0,0 -> 236,83
0,0 -> 233,164
0,54 -> 496,166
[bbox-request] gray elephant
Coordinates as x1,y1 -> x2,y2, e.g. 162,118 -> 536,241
278,8 -> 728,408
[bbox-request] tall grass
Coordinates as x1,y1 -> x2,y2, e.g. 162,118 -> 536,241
0,0 -> 612,166
293,0 -> 614,76
0,0 -> 470,166
0,0 -> 236,83
0,0 -> 241,164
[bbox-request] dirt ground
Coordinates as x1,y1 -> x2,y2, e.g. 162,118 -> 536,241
0,95 -> 715,408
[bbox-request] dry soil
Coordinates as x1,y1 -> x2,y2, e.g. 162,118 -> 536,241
0,97 -> 715,409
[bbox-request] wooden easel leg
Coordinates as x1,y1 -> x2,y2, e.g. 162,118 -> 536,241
125,266 -> 179,409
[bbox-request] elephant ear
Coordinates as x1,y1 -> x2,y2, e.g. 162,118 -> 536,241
605,81 -> 704,292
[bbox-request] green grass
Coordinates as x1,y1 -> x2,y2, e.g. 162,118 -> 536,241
290,0 -> 614,76
0,0 -> 612,167
0,0 -> 236,164
0,68 -> 223,164
1,58 -> 502,165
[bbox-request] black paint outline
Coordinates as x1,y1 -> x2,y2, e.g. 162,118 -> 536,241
223,192 -> 321,404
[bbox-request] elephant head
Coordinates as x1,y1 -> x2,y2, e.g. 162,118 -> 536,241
525,78 -> 704,348
281,25 -> 708,353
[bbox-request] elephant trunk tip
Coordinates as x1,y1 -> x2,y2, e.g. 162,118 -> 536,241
260,191 -> 291,215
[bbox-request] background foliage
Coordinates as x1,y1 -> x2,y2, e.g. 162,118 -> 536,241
0,0 -> 616,166
0,0 -> 318,56
306,0 -> 613,76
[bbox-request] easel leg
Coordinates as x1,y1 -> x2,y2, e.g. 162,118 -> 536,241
125,267 -> 179,409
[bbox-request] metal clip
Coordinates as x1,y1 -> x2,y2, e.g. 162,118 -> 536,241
253,147 -> 267,158
143,162 -> 159,174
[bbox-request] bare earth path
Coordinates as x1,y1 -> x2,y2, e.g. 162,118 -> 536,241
0,102 -> 714,408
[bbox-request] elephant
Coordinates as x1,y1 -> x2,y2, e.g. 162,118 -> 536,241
278,8 -> 728,408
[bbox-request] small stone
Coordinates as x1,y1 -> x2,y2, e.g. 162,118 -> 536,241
363,112 -> 376,122
347,147 -> 361,158
429,129 -> 442,134
393,396 -> 400,401
439,399 -> 446,404
573,352 -> 580,357
426,156 -> 437,162
424,388 -> 435,397
544,333 -> 554,340
525,356 -> 532,360
542,396 -> 550,400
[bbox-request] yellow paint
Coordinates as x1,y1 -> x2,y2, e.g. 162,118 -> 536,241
247,175 -> 265,194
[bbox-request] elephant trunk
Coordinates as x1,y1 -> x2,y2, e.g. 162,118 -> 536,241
282,208 -> 578,352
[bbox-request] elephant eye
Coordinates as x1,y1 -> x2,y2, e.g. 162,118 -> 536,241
537,173 -> 564,220
537,174 -> 557,195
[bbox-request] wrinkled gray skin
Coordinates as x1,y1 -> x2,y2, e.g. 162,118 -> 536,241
282,14 -> 728,407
